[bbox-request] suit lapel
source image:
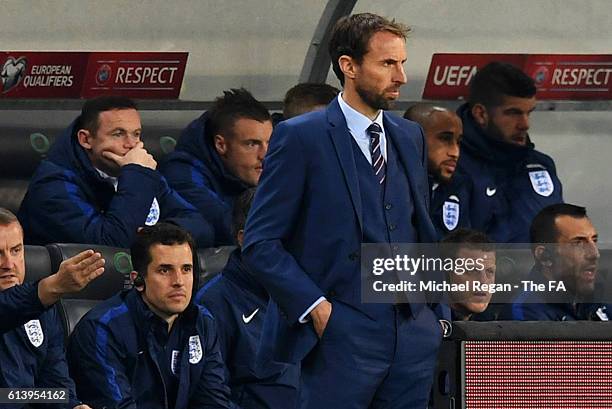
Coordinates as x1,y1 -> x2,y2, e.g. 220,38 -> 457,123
327,100 -> 363,232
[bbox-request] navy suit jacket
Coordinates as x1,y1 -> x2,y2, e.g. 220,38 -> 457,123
243,99 -> 438,363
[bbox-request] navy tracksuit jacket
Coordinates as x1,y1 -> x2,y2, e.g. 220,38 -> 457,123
429,172 -> 473,240
0,289 -> 79,409
18,119 -> 214,247
67,289 -> 231,409
456,104 -> 563,243
160,113 -> 252,246
0,282 -> 48,333
195,249 -> 299,409
500,267 -> 612,321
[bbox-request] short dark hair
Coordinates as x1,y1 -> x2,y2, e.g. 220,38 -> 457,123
530,203 -> 588,244
283,83 -> 339,119
468,62 -> 536,108
441,228 -> 495,258
328,13 -> 410,86
77,96 -> 138,135
0,208 -> 18,226
232,187 -> 256,243
207,88 -> 271,139
130,223 -> 196,277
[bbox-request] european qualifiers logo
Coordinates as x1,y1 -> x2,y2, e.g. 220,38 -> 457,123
1,56 -> 27,93
22,64 -> 74,88
0,51 -> 187,98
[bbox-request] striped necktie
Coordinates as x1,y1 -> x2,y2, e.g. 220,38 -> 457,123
367,122 -> 386,185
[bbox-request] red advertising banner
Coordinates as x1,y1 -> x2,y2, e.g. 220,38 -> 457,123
423,53 -> 612,100
0,51 -> 188,99
524,54 -> 612,100
0,52 -> 88,98
82,52 -> 188,99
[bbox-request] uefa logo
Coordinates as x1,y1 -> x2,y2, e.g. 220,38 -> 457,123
1,56 -> 27,93
532,65 -> 549,86
96,64 -> 112,86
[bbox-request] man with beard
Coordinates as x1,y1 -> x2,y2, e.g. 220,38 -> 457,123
457,62 -> 563,243
243,13 -> 444,409
404,104 -> 471,238
160,88 -> 272,245
501,204 -> 609,321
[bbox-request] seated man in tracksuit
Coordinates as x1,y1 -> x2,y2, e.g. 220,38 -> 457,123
160,88 -> 272,245
500,203 -> 610,321
0,208 -> 104,409
68,223 -> 232,409
195,188 -> 299,409
19,96 -> 214,248
404,104 -> 472,239
457,62 -> 563,243
440,228 -> 497,321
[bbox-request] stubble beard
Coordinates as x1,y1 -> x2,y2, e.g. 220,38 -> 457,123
356,84 -> 392,111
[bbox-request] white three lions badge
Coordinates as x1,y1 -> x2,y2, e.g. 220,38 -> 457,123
24,319 -> 44,347
171,350 -> 180,374
529,170 -> 554,197
145,198 -> 160,226
188,335 -> 202,364
442,195 -> 460,231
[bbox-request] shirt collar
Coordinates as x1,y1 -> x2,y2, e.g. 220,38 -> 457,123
338,92 -> 384,139
95,168 -> 118,191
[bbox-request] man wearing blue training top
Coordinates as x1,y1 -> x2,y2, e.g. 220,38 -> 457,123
19,96 -> 214,247
457,62 -> 563,243
1,208 -> 104,409
196,187 -> 299,408
404,104 -> 472,239
68,223 -> 231,409
501,204 -> 610,321
160,89 -> 272,245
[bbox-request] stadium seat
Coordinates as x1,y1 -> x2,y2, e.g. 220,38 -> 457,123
59,298 -> 100,337
197,246 -> 236,286
46,243 -> 133,300
24,245 -> 53,284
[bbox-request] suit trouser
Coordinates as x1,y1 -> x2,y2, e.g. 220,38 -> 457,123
298,302 -> 442,409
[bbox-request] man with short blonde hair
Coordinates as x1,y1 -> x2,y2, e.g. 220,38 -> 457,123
1,208 -> 103,409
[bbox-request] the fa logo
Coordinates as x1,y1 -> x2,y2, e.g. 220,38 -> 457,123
145,198 -> 160,226
171,350 -> 180,374
442,197 -> 460,231
24,319 -> 44,347
188,335 -> 203,364
529,170 -> 554,197
1,56 -> 27,93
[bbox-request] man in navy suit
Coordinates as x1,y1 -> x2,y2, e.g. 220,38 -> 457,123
243,13 -> 444,409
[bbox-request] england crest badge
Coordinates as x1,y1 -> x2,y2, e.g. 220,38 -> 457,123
442,198 -> 460,231
145,198 -> 160,226
24,319 -> 44,347
528,170 -> 554,197
171,350 -> 180,374
188,335 -> 203,364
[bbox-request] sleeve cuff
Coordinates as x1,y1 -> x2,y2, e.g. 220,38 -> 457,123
298,296 -> 327,324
